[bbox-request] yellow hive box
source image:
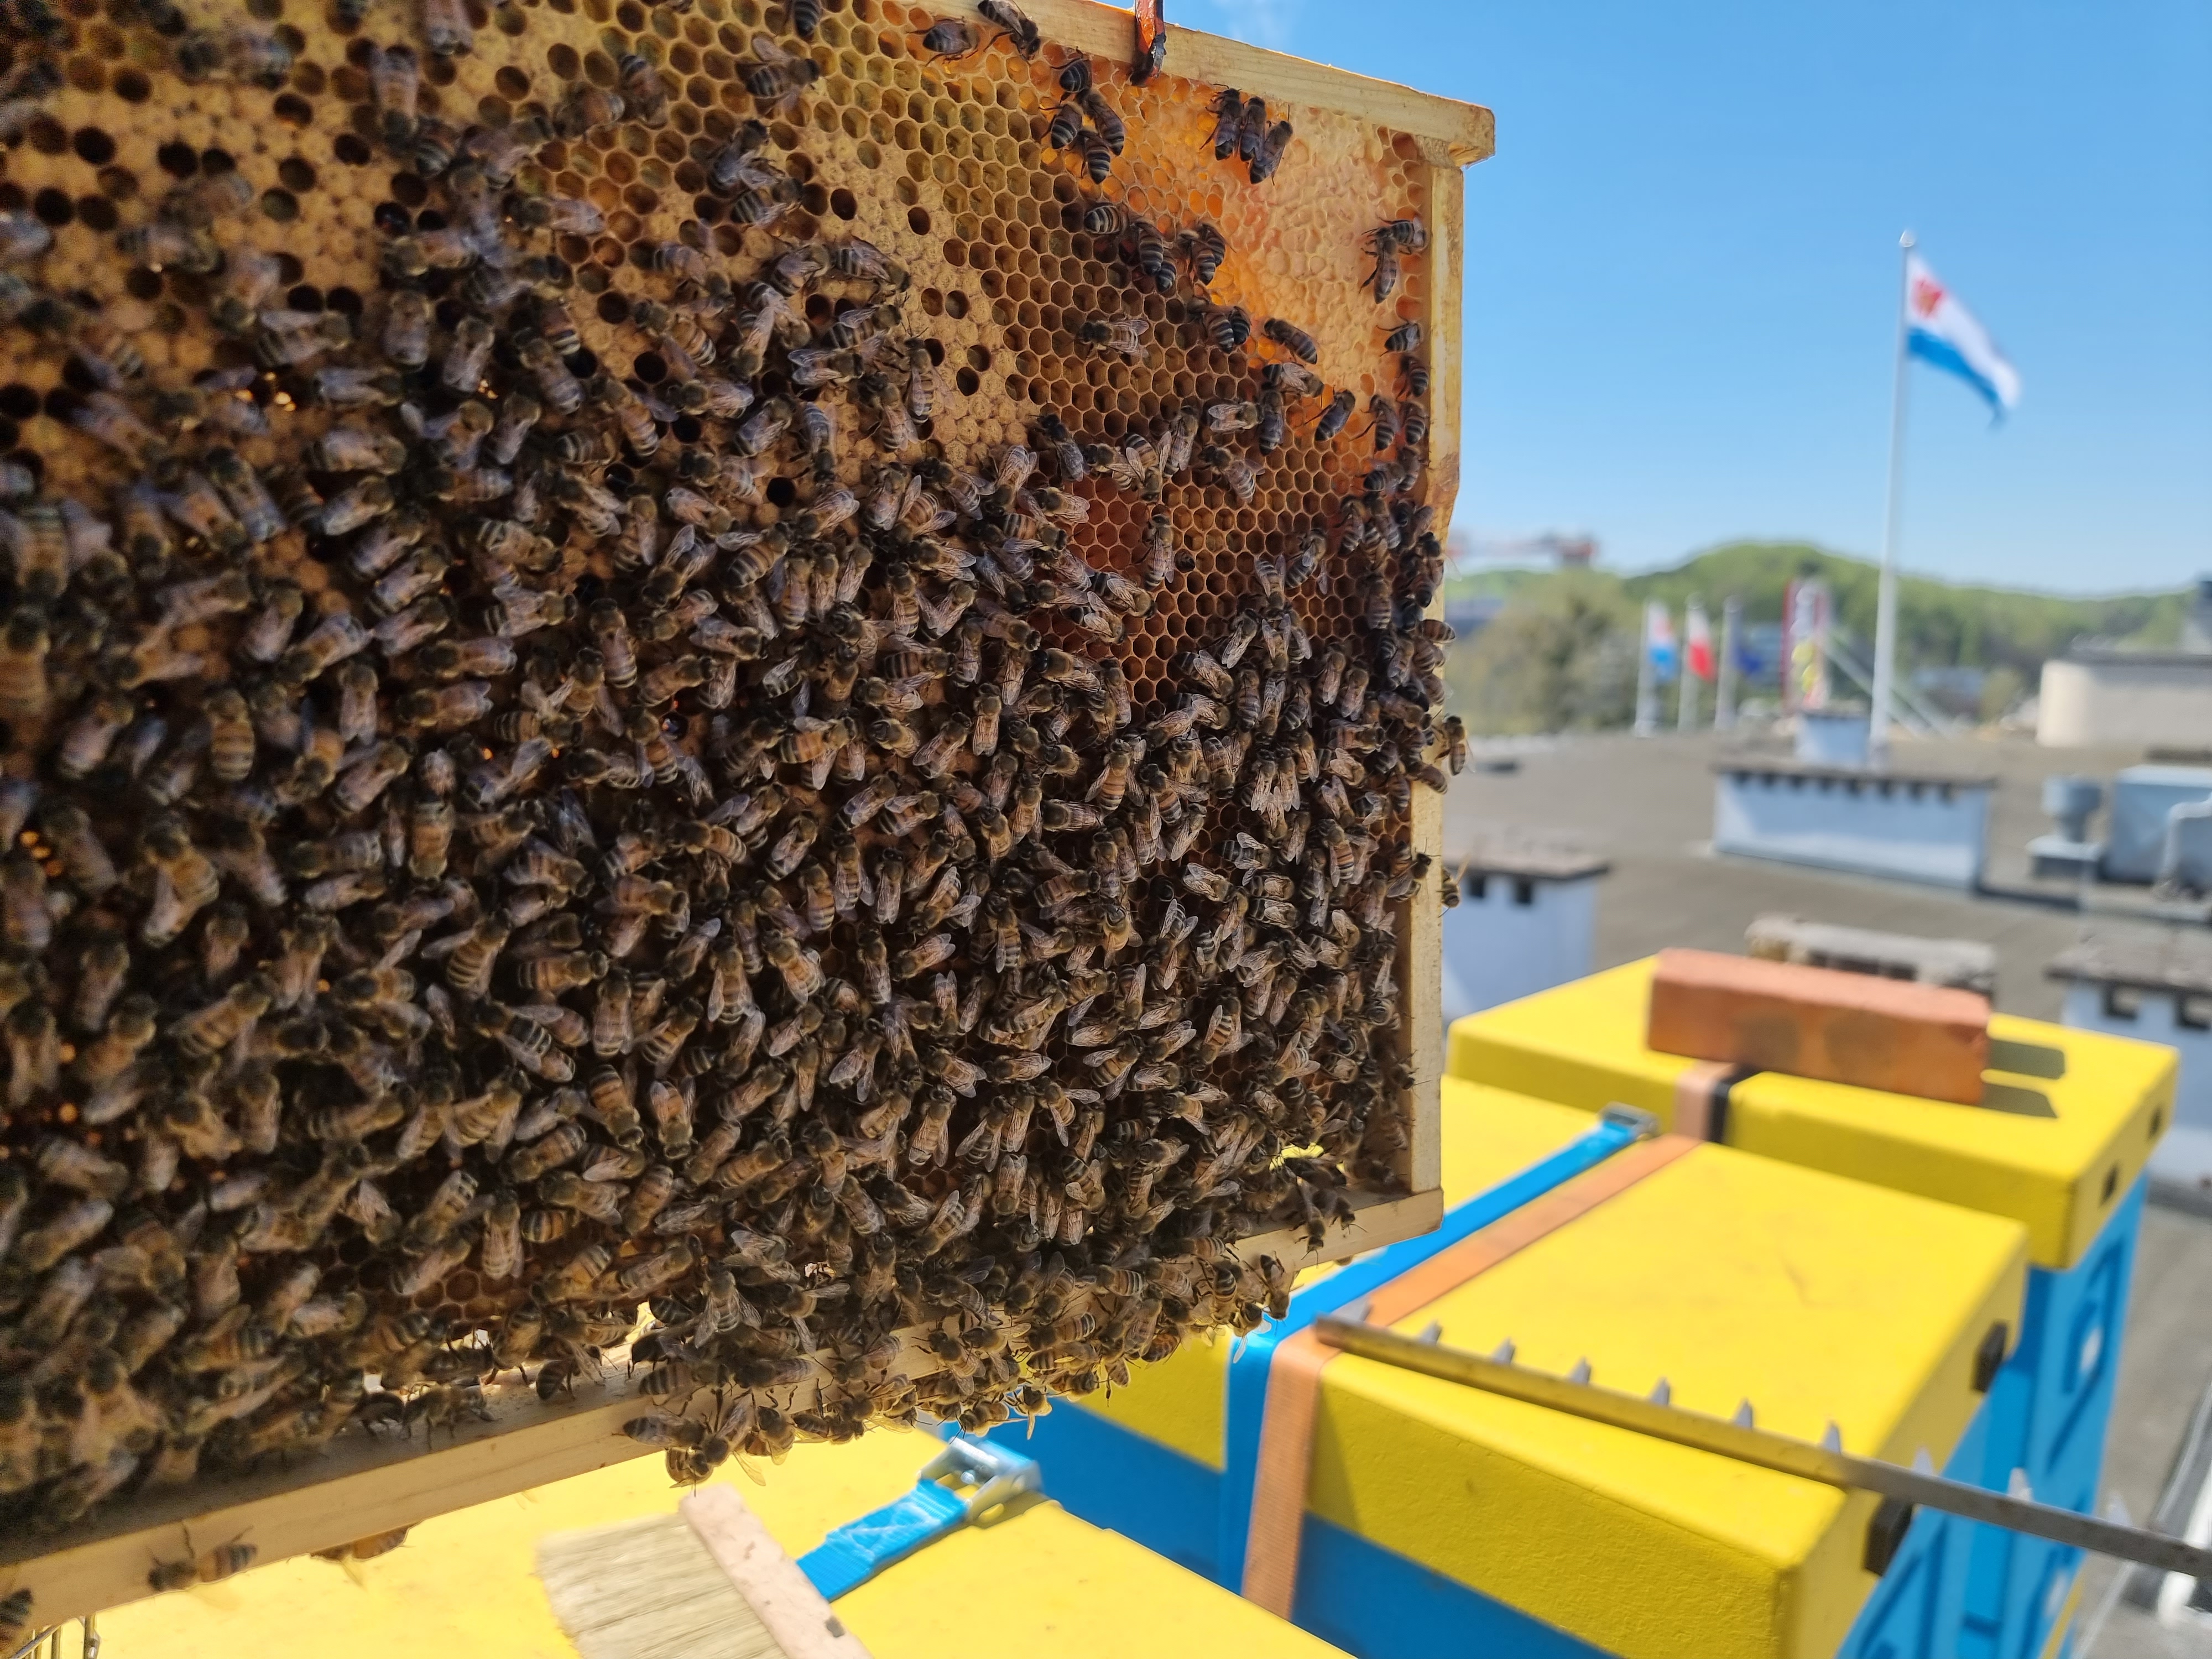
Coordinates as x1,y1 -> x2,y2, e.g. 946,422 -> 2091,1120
1448,957 -> 2176,1269
1068,1079 -> 2027,1658
87,1427 -> 1341,1659
1326,1081 -> 2031,1657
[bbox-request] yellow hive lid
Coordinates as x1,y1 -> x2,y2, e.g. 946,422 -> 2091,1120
1728,1011 -> 2174,1270
1450,957 -> 2178,1270
1083,1082 -> 1623,1472
1308,1076 -> 2031,1659
92,1430 -> 1342,1659
1078,1083 -> 1613,1473
1447,957 -> 1701,1120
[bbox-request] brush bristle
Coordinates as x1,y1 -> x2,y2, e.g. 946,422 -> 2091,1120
537,1512 -> 789,1659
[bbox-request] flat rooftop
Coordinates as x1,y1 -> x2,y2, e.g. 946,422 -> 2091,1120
1444,727 -> 2212,1656
1444,728 -> 2176,1020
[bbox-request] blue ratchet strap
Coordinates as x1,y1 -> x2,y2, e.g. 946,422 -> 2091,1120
1215,1104 -> 1657,1587
796,1434 -> 1043,1599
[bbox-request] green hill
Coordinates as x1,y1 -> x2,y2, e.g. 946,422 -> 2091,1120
1446,541 -> 2190,735
1616,541 -> 2187,670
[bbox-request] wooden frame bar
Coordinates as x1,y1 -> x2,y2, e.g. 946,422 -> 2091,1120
1,1192 -> 1447,1628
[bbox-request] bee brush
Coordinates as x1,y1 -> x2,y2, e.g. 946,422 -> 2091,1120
536,1485 -> 870,1659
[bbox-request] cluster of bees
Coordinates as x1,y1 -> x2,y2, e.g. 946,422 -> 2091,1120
0,0 -> 1461,1578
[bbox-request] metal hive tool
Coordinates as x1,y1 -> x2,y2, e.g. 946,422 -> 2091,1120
0,0 -> 1483,1620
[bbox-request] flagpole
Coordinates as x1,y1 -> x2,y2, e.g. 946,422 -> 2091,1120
1634,602 -> 1658,737
1867,230 -> 1915,771
1678,596 -> 1700,732
1715,596 -> 1741,731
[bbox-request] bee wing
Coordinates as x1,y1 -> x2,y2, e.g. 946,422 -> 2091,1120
751,32 -> 798,65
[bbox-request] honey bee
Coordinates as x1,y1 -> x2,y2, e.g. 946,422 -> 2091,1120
421,0 -> 473,55
919,15 -> 980,57
197,1537 -> 259,1582
619,51 -> 670,125
742,33 -> 822,110
69,391 -> 163,465
517,333 -> 584,415
437,315 -> 494,394
826,237 -> 908,290
0,604 -> 47,725
205,447 -> 285,545
1077,315 -> 1148,363
1041,94 -> 1084,153
0,205 -> 46,268
409,114 -> 461,178
705,125 -> 775,196
1191,80 -> 1243,156
371,43 -> 419,147
1255,386 -> 1288,452
1070,87 -> 1124,156
149,1553 -> 199,1594
1203,399 -> 1260,436
1172,223 -> 1226,288
55,690 -> 132,780
978,0 -> 1042,54
1262,316 -> 1319,363
1373,215 -> 1430,253
554,85 -> 625,137
1251,119 -> 1295,183
312,364 -> 403,409
1202,303 -> 1251,352
1130,220 -> 1176,293
114,219 -> 218,285
319,1527 -> 410,1563
487,394 -> 542,466
1078,127 -> 1115,184
1364,239 -> 1401,302
1314,388 -> 1355,442
1367,394 -> 1402,453
1435,713 -> 1470,774
1201,446 -> 1259,505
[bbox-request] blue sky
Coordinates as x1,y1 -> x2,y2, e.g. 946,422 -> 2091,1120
1173,0 -> 2212,594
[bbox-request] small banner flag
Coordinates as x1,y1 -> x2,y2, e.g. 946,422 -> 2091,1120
1685,600 -> 1715,681
1644,601 -> 1679,684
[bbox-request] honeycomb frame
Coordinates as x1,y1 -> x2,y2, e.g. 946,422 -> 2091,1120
0,0 -> 1485,1618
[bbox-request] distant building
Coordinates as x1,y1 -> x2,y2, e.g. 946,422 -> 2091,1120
2036,576 -> 2212,748
1447,533 -> 1598,569
2038,649 -> 2212,748
2184,577 -> 2212,654
1913,665 -> 1989,719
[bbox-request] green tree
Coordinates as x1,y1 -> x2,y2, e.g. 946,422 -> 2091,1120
1620,542 -> 2184,672
1442,541 -> 2185,735
1453,573 -> 1640,734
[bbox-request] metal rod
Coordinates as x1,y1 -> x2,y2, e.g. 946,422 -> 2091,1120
1867,229 -> 1916,771
1312,1317 -> 2212,1582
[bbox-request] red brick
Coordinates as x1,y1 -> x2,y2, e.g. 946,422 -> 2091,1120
1646,948 -> 1990,1104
